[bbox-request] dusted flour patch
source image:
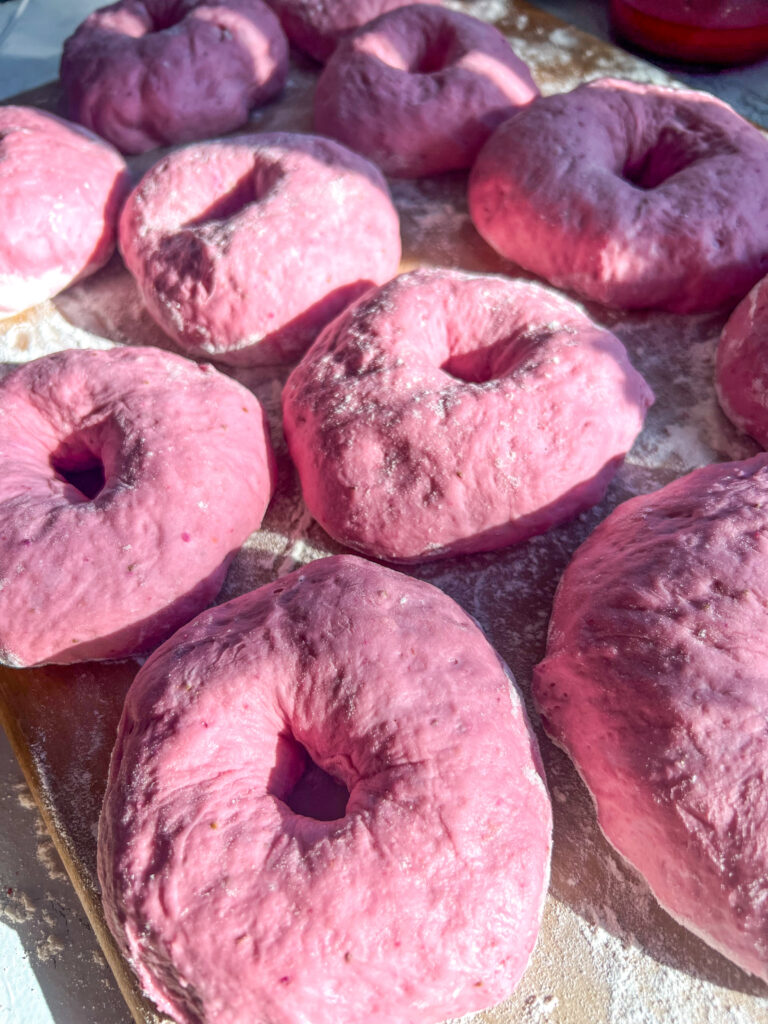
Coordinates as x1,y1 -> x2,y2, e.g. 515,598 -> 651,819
284,269 -> 652,561
98,555 -> 552,1024
61,0 -> 289,154
534,454 -> 768,982
0,107 -> 128,319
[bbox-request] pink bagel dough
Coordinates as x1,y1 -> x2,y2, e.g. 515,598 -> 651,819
98,554 -> 552,1024
265,0 -> 440,63
533,454 -> 768,982
0,347 -> 274,667
716,274 -> 768,448
283,269 -> 653,562
119,132 -> 402,365
0,107 -> 128,318
469,77 -> 768,313
313,4 -> 539,178
60,0 -> 289,155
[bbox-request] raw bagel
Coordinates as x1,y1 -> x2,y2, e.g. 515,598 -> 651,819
0,346 -> 274,666
314,4 -> 538,178
61,0 -> 289,154
533,454 -> 768,982
98,554 -> 552,1024
283,268 -> 653,562
716,273 -> 768,447
0,106 -> 128,318
119,132 -> 402,364
265,0 -> 438,62
469,77 -> 768,312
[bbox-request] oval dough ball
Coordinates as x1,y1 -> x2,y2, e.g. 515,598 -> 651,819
469,77 -> 768,313
283,268 -> 653,562
265,0 -> 439,62
119,132 -> 402,364
98,554 -> 552,1024
314,4 -> 538,178
61,0 -> 289,154
0,346 -> 274,666
0,106 -> 128,318
716,273 -> 768,447
533,454 -> 768,982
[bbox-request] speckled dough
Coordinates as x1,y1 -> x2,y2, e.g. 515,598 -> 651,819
98,554 -> 552,1024
119,132 -> 402,364
314,4 -> 538,178
61,0 -> 289,154
265,0 -> 439,62
469,77 -> 768,313
283,269 -> 653,562
533,455 -> 768,982
716,274 -> 768,448
0,347 -> 274,666
0,107 -> 128,318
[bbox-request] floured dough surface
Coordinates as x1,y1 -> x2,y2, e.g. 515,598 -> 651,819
98,555 -> 552,1024
533,454 -> 768,983
716,274 -> 768,448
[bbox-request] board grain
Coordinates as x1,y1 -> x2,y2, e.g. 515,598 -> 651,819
2,3 -> 768,1023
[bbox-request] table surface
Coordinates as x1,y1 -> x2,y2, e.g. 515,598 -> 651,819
0,4 -> 766,1024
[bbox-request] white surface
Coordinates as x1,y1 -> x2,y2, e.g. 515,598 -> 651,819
0,728 -> 130,1024
0,4 -> 765,1024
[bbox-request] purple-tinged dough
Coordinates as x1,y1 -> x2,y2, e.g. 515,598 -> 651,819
469,77 -> 768,312
533,454 -> 768,981
314,4 -> 538,178
98,554 -> 552,1024
61,0 -> 289,154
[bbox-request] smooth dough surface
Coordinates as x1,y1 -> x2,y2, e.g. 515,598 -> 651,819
0,106 -> 128,318
98,554 -> 552,1024
469,77 -> 768,313
716,273 -> 768,448
314,4 -> 538,178
61,0 -> 289,154
283,269 -> 653,561
119,132 -> 402,364
0,346 -> 274,666
533,454 -> 768,981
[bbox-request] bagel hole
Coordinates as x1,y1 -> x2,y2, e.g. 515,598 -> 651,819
183,164 -> 283,228
273,734 -> 350,821
146,2 -> 188,31
442,334 -> 520,383
622,126 -> 708,190
50,438 -> 106,501
413,25 -> 461,73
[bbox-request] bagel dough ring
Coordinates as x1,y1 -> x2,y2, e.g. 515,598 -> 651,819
469,77 -> 768,313
264,0 -> 439,63
60,0 -> 289,154
0,106 -> 128,318
98,554 -> 552,1024
119,132 -> 402,364
283,269 -> 653,562
716,273 -> 768,447
533,454 -> 768,982
314,4 -> 539,178
0,346 -> 274,666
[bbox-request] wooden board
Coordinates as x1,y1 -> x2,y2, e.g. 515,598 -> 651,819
2,3 -> 768,1023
